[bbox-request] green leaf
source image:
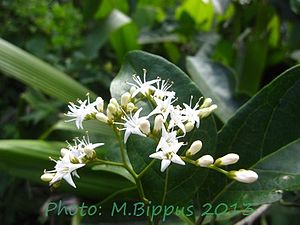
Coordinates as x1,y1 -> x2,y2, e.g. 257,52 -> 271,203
0,140 -> 133,198
187,51 -> 241,123
109,22 -> 141,63
82,9 -> 131,59
203,65 -> 300,206
110,50 -> 217,205
0,38 -> 94,102
92,164 -> 135,184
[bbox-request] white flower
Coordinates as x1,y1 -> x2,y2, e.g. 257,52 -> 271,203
182,96 -> 201,128
150,139 -> 185,172
215,153 -> 239,166
115,108 -> 148,143
46,154 -> 85,188
168,105 -> 187,134
63,135 -> 104,163
153,79 -> 175,99
231,169 -> 258,183
156,125 -> 179,152
127,69 -> 160,97
149,95 -> 176,121
65,95 -> 101,129
196,155 -> 214,167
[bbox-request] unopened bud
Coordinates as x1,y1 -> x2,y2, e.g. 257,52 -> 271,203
121,92 -> 131,107
110,98 -> 119,108
96,112 -> 108,123
200,98 -> 212,108
186,140 -> 202,156
107,103 -> 117,115
215,153 -> 239,166
185,122 -> 194,133
126,102 -> 135,112
196,155 -> 214,167
153,115 -> 164,132
96,97 -> 104,112
198,104 -> 217,118
130,86 -> 137,95
41,173 -> 55,182
229,169 -> 258,183
60,148 -> 70,157
139,119 -> 151,135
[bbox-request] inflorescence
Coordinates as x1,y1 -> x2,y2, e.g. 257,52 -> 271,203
41,69 -> 258,188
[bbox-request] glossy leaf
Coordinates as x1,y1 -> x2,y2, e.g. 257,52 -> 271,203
187,53 -> 241,123
110,50 -> 217,205
202,65 -> 300,206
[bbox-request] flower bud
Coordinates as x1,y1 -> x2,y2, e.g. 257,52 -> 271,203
139,119 -> 151,135
215,153 -> 239,166
110,98 -> 119,108
198,104 -> 217,118
186,140 -> 202,157
84,148 -> 96,160
107,103 -> 117,115
60,148 -> 70,157
41,173 -> 55,182
184,122 -> 194,133
96,112 -> 108,123
126,102 -> 135,112
196,155 -> 214,167
121,92 -> 131,107
153,115 -> 164,132
229,169 -> 258,183
95,97 -> 104,112
130,86 -> 137,95
200,98 -> 212,108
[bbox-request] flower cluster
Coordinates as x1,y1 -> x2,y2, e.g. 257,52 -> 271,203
42,69 -> 258,188
41,135 -> 103,188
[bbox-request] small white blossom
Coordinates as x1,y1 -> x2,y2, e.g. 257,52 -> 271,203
65,95 -> 100,129
127,69 -> 160,97
150,139 -> 185,172
46,154 -> 85,188
168,106 -> 187,134
153,79 -> 175,99
156,125 -> 179,152
149,95 -> 176,121
115,108 -> 148,143
183,96 -> 201,128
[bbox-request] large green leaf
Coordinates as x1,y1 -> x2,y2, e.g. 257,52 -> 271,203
0,38 -> 95,102
0,140 -> 133,199
187,51 -> 241,123
110,50 -> 217,205
201,65 -> 300,206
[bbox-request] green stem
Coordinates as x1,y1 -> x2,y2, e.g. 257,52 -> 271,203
95,186 -> 137,208
208,165 -> 229,176
138,159 -> 156,178
93,158 -> 125,167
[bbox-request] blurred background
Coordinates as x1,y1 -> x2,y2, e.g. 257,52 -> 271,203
1,0 -> 300,224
